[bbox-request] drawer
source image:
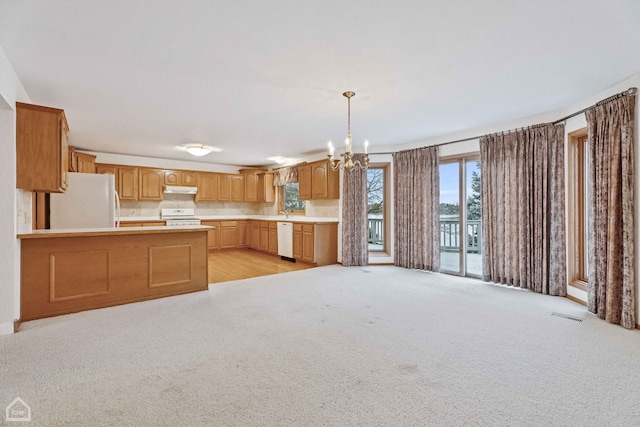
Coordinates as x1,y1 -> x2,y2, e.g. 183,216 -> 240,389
293,223 -> 303,231
260,221 -> 269,228
303,224 -> 314,233
269,222 -> 277,229
220,221 -> 237,227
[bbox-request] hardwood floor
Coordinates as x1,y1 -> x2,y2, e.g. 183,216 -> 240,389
207,248 -> 314,283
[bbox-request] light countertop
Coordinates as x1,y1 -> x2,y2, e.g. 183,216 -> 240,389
18,225 -> 214,239
120,215 -> 339,223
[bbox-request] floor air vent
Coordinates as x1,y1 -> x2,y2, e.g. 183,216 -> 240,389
551,312 -> 583,322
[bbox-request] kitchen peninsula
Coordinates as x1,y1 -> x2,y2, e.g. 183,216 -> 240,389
18,225 -> 210,321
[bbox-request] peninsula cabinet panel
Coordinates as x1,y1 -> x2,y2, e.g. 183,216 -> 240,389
20,231 -> 208,321
138,168 -> 164,201
118,166 -> 138,201
16,102 -> 69,193
196,173 -> 219,202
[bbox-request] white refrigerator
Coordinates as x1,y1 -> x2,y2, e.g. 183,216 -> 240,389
49,172 -> 120,229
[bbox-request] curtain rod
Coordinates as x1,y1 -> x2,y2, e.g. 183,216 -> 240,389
552,87 -> 637,124
369,87 -> 637,155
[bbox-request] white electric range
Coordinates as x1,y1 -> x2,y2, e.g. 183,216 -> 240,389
160,208 -> 201,226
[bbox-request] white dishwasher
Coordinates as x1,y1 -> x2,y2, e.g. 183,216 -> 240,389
277,222 -> 294,259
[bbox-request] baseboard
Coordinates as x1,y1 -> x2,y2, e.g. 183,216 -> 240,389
0,321 -> 15,336
566,294 -> 587,307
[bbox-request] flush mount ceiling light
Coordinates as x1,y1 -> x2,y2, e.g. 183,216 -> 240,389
327,91 -> 369,172
267,156 -> 287,164
182,144 -> 220,157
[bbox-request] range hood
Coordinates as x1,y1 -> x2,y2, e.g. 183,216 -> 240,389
163,185 -> 198,195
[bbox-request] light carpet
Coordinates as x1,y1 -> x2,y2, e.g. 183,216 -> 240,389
1,265 -> 640,426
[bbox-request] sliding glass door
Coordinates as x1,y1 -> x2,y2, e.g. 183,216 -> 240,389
439,156 -> 482,277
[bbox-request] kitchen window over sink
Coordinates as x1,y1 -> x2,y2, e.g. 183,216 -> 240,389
279,183 -> 305,215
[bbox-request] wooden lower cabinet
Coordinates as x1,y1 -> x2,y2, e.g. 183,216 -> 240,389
220,221 -> 238,249
244,220 -> 337,266
302,224 -> 315,262
237,221 -> 248,247
250,221 -> 260,249
200,221 -> 220,249
202,220 -> 248,250
260,222 -> 269,252
293,224 -> 303,259
268,222 -> 278,254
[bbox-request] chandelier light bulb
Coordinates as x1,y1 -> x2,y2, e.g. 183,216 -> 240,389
326,91 -> 369,172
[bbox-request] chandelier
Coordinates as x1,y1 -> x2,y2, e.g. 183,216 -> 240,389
327,91 -> 369,171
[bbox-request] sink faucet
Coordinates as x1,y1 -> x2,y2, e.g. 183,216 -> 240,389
279,210 -> 289,218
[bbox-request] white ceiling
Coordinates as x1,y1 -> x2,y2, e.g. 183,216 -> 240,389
1,0 -> 640,167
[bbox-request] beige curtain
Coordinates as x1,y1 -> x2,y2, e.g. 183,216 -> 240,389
342,154 -> 368,266
393,146 -> 440,271
480,124 -> 566,295
273,165 -> 298,186
586,93 -> 636,329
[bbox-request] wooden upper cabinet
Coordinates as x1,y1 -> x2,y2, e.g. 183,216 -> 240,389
138,168 -> 164,201
164,170 -> 181,185
76,151 -> 96,173
181,171 -> 197,186
257,173 -> 275,203
298,164 -> 312,200
239,169 -> 266,202
218,174 -> 231,201
196,173 -> 219,202
16,102 -> 69,193
298,160 -> 339,200
312,160 -> 339,199
230,175 -> 244,202
96,163 -> 118,189
164,170 -> 197,186
117,166 -> 138,201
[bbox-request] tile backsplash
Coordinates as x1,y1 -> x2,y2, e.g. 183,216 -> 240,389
120,194 -> 339,218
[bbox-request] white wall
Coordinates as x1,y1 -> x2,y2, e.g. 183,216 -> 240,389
0,44 -> 30,335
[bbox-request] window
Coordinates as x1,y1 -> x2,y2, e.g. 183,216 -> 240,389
568,131 -> 589,290
367,165 -> 389,253
278,183 -> 305,214
439,155 -> 482,277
